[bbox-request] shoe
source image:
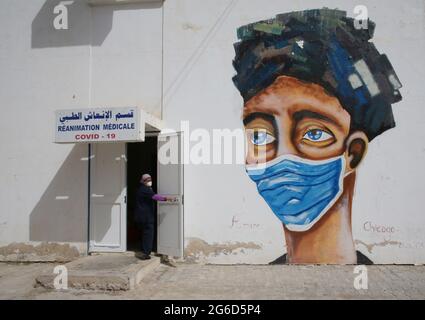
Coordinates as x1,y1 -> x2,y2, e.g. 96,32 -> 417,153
136,252 -> 151,260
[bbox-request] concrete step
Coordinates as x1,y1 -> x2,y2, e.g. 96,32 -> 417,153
35,252 -> 161,291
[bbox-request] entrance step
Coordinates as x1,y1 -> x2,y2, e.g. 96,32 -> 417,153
35,252 -> 161,291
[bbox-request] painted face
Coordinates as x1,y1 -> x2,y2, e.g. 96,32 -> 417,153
244,76 -> 351,167
243,76 -> 354,230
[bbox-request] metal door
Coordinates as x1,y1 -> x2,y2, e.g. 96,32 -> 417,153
89,143 -> 127,252
157,132 -> 184,258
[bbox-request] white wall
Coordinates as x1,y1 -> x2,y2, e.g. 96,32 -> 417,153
163,0 -> 425,264
0,0 -> 163,255
90,2 -> 163,116
0,0 -> 91,252
1,0 -> 424,264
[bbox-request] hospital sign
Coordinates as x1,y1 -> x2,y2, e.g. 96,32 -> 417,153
54,107 -> 143,143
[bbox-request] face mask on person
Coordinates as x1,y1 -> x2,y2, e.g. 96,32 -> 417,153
145,181 -> 153,187
246,154 -> 346,232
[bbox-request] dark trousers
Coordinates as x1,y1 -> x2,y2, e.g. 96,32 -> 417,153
136,220 -> 154,255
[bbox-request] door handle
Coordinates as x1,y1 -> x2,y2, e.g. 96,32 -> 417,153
159,194 -> 181,204
91,194 -> 105,198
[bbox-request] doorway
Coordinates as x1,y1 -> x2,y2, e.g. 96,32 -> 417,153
126,136 -> 158,252
88,133 -> 184,256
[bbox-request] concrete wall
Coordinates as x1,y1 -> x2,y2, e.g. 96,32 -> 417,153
0,0 -> 163,260
1,0 -> 424,264
162,0 -> 425,264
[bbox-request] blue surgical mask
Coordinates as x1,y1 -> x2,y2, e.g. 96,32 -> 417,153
246,154 -> 346,232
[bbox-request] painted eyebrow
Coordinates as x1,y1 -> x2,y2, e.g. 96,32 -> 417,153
243,112 -> 277,128
293,110 -> 341,128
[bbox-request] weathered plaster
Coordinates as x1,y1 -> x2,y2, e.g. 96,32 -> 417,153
0,242 -> 81,262
185,237 -> 262,263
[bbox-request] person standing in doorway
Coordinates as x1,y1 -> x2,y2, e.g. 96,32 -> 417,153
135,173 -> 169,260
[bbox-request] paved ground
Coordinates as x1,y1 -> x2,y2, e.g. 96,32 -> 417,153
0,262 -> 424,299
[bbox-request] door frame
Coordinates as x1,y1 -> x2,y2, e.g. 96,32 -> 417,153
124,135 -> 160,252
87,131 -> 184,255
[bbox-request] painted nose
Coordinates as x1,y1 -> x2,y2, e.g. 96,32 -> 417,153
277,126 -> 298,156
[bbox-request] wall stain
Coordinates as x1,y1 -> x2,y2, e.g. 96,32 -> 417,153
182,23 -> 202,32
355,239 -> 402,254
0,242 -> 80,262
185,237 -> 261,262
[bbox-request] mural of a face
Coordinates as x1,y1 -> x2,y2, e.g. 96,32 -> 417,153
233,8 -> 403,264
244,76 -> 352,165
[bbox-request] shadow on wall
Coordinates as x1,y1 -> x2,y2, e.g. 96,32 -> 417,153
31,0 -> 163,48
29,144 -> 90,243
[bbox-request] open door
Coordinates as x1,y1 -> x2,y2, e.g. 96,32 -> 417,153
89,143 -> 127,252
157,132 -> 184,258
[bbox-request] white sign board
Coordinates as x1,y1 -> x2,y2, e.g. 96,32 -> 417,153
55,107 -> 144,143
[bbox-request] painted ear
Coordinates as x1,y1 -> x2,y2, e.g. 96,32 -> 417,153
346,131 -> 369,170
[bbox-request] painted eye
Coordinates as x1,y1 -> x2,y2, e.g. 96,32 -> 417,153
303,129 -> 333,142
250,130 -> 276,146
